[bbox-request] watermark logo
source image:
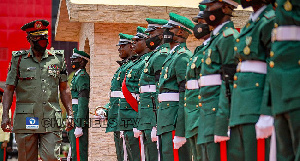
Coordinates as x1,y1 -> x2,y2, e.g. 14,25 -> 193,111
26,117 -> 39,129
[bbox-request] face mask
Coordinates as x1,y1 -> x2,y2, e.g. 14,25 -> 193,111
163,29 -> 174,44
193,23 -> 211,39
71,61 -> 80,70
240,0 -> 261,8
203,7 -> 225,26
32,38 -> 48,54
146,35 -> 162,50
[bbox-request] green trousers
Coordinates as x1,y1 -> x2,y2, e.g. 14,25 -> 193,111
228,124 -> 270,161
15,132 -> 61,161
188,134 -> 201,161
124,130 -> 141,161
68,126 -> 88,161
114,131 -> 124,161
159,131 -> 192,161
198,141 -> 220,161
0,142 -> 7,161
275,108 -> 300,161
142,129 -> 158,161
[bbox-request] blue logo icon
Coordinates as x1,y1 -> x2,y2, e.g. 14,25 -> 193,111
26,117 -> 39,129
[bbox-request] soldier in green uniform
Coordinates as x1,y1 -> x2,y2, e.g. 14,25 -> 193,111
137,18 -> 169,161
103,33 -> 136,161
185,5 -> 211,161
1,20 -> 73,161
119,26 -> 151,161
195,1 -> 239,160
68,48 -> 90,161
157,12 -> 194,161
228,1 -> 275,160
269,0 -> 300,160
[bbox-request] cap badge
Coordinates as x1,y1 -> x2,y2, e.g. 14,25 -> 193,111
34,21 -> 43,29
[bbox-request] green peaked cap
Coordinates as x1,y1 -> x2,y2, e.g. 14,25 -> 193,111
200,0 -> 240,7
193,5 -> 207,23
117,33 -> 134,46
145,18 -> 168,32
71,48 -> 90,60
146,18 -> 168,25
133,26 -> 149,39
199,4 -> 206,11
163,12 -> 195,34
119,33 -> 134,40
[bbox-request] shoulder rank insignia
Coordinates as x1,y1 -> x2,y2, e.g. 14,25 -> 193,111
223,28 -> 235,38
12,50 -> 27,57
264,10 -> 276,19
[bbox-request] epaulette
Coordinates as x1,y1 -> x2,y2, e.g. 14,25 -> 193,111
79,70 -> 88,75
54,50 -> 64,54
12,50 -> 27,57
223,28 -> 235,38
47,49 -> 64,56
160,47 -> 169,53
264,10 -> 275,19
177,47 -> 187,54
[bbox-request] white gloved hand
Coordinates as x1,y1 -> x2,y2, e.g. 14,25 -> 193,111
255,115 -> 274,139
120,131 -> 124,138
214,129 -> 230,143
74,127 -> 83,138
96,109 -> 106,119
214,135 -> 230,143
173,136 -> 186,149
151,127 -> 158,142
133,128 -> 142,138
93,115 -> 101,119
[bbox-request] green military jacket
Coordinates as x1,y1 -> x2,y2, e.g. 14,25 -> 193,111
197,21 -> 239,144
118,53 -> 152,131
230,5 -> 275,127
71,68 -> 90,127
269,0 -> 300,115
6,48 -> 67,133
138,44 -> 169,131
157,43 -> 192,137
184,45 -> 204,138
106,59 -> 132,132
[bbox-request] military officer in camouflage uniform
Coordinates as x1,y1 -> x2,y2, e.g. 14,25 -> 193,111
228,1 -> 275,160
105,33 -> 136,161
68,48 -> 90,161
269,0 -> 300,160
157,12 -> 194,161
196,0 -> 239,160
185,5 -> 211,161
137,18 -> 169,161
1,20 -> 73,161
119,26 -> 151,161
